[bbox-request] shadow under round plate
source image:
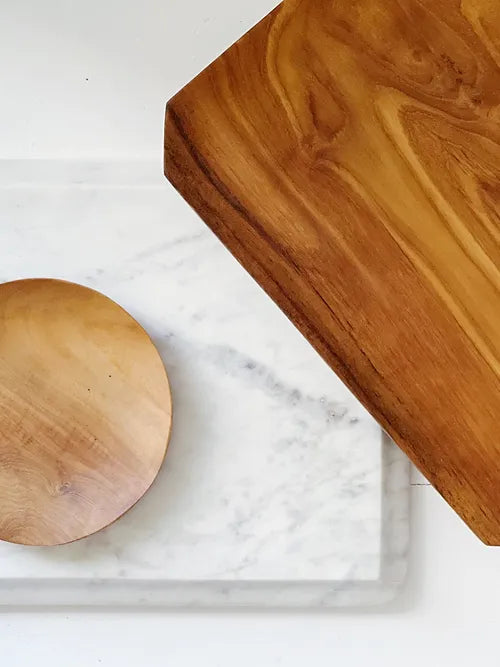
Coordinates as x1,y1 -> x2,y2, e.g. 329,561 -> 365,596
0,278 -> 172,546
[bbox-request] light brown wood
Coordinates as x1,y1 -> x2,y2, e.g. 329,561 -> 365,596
0,279 -> 172,546
165,0 -> 500,543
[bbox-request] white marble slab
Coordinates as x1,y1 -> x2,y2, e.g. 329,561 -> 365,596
0,160 -> 409,606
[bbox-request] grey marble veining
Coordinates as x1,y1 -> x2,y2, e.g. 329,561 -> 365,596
0,160 -> 409,606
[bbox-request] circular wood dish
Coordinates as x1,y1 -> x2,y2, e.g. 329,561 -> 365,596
0,279 -> 172,546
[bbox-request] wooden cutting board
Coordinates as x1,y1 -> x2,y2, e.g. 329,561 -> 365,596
164,0 -> 500,544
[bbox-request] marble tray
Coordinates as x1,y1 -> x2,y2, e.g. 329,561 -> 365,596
0,161 -> 409,607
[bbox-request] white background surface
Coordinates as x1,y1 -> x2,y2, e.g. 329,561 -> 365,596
0,0 -> 499,664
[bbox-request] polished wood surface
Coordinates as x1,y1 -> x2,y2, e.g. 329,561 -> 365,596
165,0 -> 500,543
0,279 -> 172,546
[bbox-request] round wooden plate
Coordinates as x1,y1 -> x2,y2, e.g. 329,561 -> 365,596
0,279 -> 172,546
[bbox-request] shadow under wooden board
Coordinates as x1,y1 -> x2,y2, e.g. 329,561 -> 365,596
164,0 -> 500,544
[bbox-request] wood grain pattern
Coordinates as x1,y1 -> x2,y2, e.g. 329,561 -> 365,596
0,279 -> 172,546
165,0 -> 500,543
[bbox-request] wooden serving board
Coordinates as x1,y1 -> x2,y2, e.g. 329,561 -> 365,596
164,0 -> 500,544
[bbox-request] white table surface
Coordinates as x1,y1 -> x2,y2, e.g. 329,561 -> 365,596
1,1 -> 499,664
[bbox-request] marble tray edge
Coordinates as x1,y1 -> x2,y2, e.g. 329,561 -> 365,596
0,437 -> 410,608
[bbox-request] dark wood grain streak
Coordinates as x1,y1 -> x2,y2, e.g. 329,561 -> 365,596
166,106 -> 379,411
165,0 -> 500,543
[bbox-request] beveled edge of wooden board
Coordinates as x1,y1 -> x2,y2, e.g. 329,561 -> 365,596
163,2 -> 500,545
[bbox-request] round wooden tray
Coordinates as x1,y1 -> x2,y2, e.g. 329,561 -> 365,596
0,279 -> 172,546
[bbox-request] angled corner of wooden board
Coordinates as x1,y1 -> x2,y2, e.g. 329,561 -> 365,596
164,0 -> 500,545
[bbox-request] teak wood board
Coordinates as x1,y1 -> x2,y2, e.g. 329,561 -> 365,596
164,0 -> 500,544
